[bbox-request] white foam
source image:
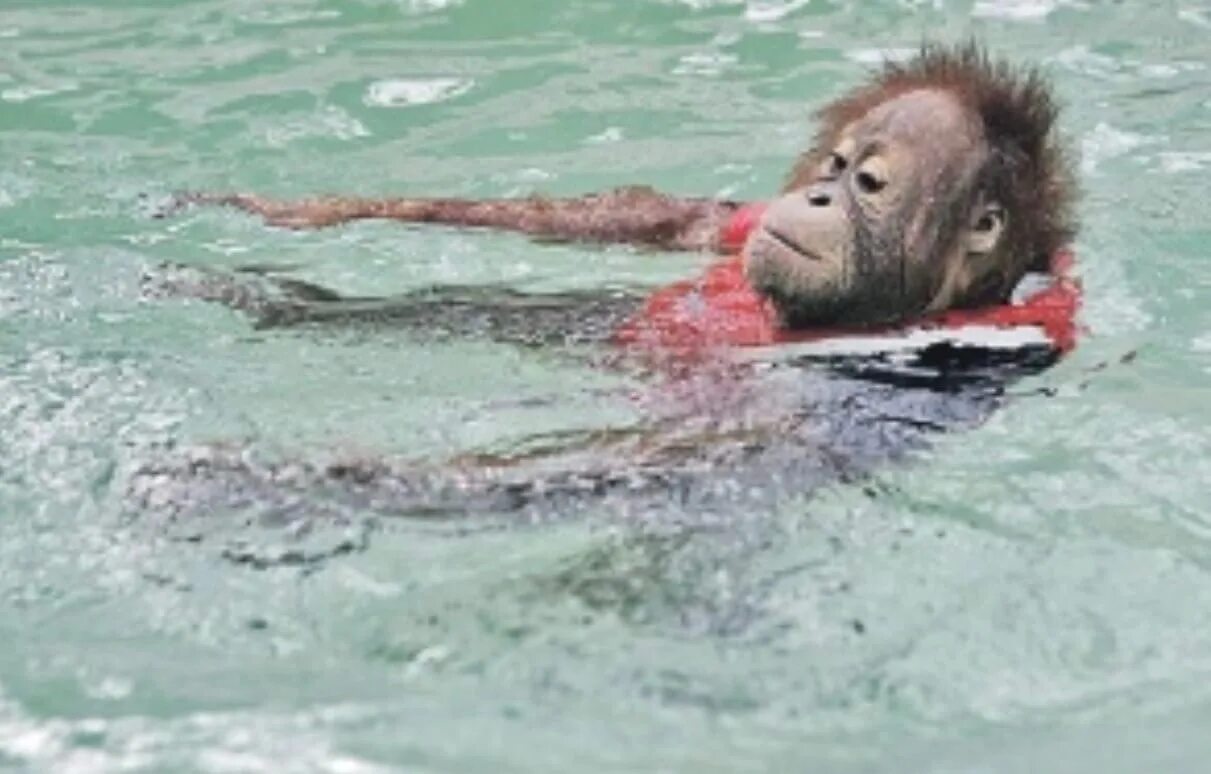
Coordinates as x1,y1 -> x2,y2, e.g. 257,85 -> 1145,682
845,48 -> 915,66
1081,122 -> 1158,175
264,107 -> 370,146
1,82 -> 77,103
404,0 -> 464,11
1179,7 -> 1211,27
665,0 -> 742,10
237,8 -> 342,25
673,51 -> 738,76
364,77 -> 473,107
972,0 -> 1069,20
585,127 -> 624,144
1157,152 -> 1211,174
744,0 -> 812,23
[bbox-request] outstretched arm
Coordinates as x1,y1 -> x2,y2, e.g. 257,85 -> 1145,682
174,186 -> 742,253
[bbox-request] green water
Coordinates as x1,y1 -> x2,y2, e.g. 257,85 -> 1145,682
3,0 -> 1211,771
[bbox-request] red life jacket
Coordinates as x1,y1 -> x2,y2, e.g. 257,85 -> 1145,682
613,202 -> 1080,356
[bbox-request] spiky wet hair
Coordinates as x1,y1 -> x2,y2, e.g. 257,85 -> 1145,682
785,43 -> 1076,275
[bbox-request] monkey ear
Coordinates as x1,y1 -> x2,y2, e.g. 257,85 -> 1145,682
966,202 -> 1006,256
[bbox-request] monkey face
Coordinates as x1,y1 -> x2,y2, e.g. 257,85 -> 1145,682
745,89 -> 1009,328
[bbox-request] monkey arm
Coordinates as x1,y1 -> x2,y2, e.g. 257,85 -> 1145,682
130,415 -> 806,519
175,186 -> 742,253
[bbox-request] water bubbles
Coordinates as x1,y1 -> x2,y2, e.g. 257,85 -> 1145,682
363,77 -> 474,107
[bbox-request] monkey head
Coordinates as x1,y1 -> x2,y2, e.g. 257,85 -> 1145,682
745,45 -> 1075,328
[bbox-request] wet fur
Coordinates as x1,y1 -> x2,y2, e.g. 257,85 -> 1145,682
787,43 -> 1076,284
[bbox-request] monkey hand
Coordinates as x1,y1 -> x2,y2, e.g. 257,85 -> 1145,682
162,192 -> 366,229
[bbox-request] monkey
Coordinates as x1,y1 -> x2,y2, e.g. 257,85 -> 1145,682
138,44 -> 1078,522
168,45 -> 1073,332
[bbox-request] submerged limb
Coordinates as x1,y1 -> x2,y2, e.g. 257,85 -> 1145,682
142,263 -> 645,346
128,418 -> 818,521
168,187 -> 740,252
127,364 -> 1013,521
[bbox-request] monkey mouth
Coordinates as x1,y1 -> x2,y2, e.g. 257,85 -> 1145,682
762,227 -> 823,264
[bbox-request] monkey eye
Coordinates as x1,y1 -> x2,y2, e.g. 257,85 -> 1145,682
855,170 -> 886,194
828,152 -> 848,174
974,207 -> 1004,232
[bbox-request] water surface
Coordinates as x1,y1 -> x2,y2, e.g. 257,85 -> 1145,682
3,1 -> 1211,771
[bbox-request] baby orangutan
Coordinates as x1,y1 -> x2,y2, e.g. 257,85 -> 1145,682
142,44 -> 1078,524
177,44 -> 1073,332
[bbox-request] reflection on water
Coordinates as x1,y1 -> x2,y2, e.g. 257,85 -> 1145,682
2,0 -> 1211,771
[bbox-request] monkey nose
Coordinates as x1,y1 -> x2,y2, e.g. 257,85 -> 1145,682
806,186 -> 832,207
